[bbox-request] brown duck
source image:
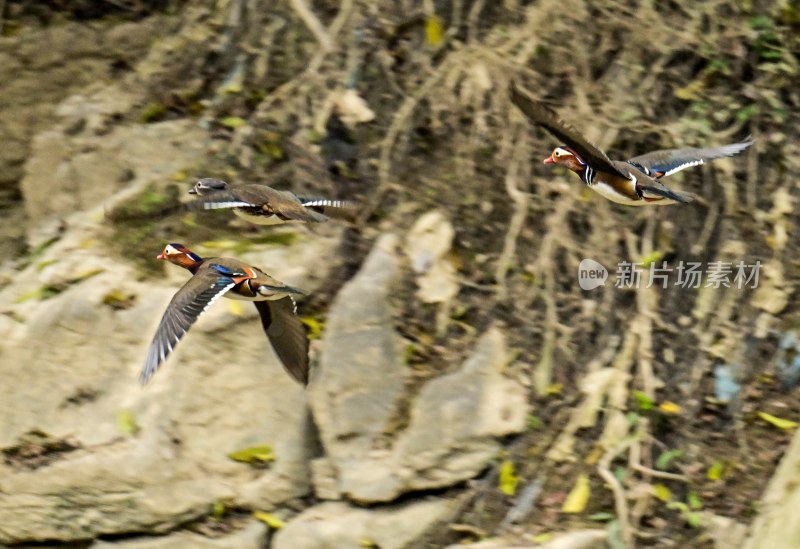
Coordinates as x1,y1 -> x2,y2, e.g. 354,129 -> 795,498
140,243 -> 309,386
509,81 -> 752,206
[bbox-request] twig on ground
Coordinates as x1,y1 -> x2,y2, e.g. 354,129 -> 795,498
598,437 -> 636,549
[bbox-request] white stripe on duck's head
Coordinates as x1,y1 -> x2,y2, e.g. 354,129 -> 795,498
543,146 -> 587,172
157,243 -> 202,264
188,178 -> 229,195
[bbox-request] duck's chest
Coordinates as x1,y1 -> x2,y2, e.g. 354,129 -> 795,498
582,167 -> 643,206
233,207 -> 287,226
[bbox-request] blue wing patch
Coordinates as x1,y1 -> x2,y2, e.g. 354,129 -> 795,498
209,263 -> 247,277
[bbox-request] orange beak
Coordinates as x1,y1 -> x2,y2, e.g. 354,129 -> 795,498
543,155 -> 555,164
156,252 -> 167,260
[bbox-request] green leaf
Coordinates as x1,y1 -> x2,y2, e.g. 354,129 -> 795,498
139,103 -> 167,123
228,444 -> 275,463
103,289 -> 136,310
639,251 -> 664,268
498,459 -> 519,496
36,259 -> 58,271
116,410 -> 139,435
656,449 -> 683,470
213,500 -> 226,518
220,116 -> 246,129
686,511 -> 703,528
736,105 -> 759,122
526,415 -> 544,430
687,492 -> 702,510
749,15 -> 773,29
633,391 -> 654,411
588,512 -> 615,522
14,285 -> 62,303
253,511 -> 285,529
758,411 -> 799,430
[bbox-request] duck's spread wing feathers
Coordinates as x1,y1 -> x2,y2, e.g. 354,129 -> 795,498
254,297 -> 310,385
236,186 -> 329,223
627,139 -> 753,178
189,189 -> 255,210
140,271 -> 235,383
509,81 -> 625,176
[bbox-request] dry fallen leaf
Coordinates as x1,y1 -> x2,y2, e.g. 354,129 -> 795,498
562,474 -> 590,513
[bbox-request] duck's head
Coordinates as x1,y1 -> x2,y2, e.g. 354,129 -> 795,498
188,178 -> 229,195
543,146 -> 586,172
157,243 -> 202,268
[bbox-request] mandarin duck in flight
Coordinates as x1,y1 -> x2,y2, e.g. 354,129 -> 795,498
187,178 -> 355,226
140,243 -> 310,386
509,81 -> 752,206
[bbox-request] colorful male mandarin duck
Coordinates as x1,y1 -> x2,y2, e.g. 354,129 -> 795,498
188,178 -> 354,225
140,243 -> 310,386
509,81 -> 752,206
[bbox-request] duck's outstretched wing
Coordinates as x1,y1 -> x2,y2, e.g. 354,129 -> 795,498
140,271 -> 236,384
627,139 -> 753,178
509,80 -> 625,176
254,297 -> 310,386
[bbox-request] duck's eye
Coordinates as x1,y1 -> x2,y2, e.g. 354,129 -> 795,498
554,150 -> 561,157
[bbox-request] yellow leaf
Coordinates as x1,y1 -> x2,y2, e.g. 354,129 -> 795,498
562,474 -> 590,513
659,401 -> 682,414
201,240 -> 237,249
360,539 -> 378,548
253,511 -> 285,529
35,259 -> 58,271
674,79 -> 705,101
498,459 -> 519,496
300,316 -> 324,340
545,383 -> 563,396
707,459 -> 725,481
227,300 -> 246,317
653,483 -> 672,502
69,268 -> 105,283
116,410 -> 139,435
532,533 -> 554,544
757,411 -> 798,430
425,15 -> 444,47
228,444 -> 275,463
584,446 -> 603,465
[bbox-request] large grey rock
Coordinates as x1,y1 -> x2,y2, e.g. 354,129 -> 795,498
20,88 -> 205,227
90,520 -> 267,549
308,233 -> 408,500
0,16 -> 175,258
742,427 -> 800,549
309,234 -> 528,502
272,499 -> 453,549
391,327 -> 528,490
